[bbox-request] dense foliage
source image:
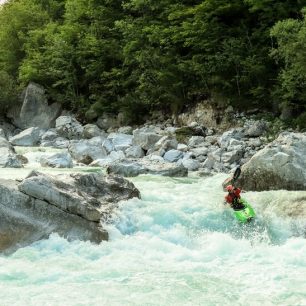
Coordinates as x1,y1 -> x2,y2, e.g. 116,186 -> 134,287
0,0 -> 305,124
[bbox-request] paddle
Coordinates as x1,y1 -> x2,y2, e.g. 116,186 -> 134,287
232,166 -> 241,185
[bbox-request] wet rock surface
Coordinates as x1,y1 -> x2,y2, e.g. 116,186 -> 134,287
0,171 -> 140,253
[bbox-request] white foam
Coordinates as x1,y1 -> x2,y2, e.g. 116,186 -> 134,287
0,174 -> 305,305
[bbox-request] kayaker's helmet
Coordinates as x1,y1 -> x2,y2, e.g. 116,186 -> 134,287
226,185 -> 234,192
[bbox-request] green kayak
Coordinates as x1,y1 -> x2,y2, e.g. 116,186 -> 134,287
233,199 -> 256,223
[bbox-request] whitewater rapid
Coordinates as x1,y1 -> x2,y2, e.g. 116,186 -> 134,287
0,173 -> 306,305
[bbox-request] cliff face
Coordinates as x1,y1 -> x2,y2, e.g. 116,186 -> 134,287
0,172 -> 140,253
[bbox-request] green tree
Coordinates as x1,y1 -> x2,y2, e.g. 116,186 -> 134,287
0,0 -> 48,77
271,8 -> 306,115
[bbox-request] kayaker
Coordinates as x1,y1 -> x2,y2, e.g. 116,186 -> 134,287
224,185 -> 245,210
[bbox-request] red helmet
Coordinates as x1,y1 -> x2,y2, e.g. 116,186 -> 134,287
226,185 -> 234,192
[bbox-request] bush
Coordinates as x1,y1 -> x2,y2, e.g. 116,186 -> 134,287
0,71 -> 18,114
294,112 -> 306,131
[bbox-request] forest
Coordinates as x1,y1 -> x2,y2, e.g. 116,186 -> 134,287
0,0 -> 306,126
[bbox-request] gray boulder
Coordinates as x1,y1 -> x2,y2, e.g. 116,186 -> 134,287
68,140 -> 107,164
10,127 -> 45,146
125,146 -> 145,158
0,154 -> 23,168
41,130 -> 58,142
108,133 -> 133,152
154,136 -> 178,152
56,116 -> 84,140
82,124 -> 105,139
9,83 -> 61,129
40,152 -> 73,168
89,150 -> 126,167
118,126 -> 133,135
244,121 -> 267,137
133,128 -> 163,151
0,171 -> 140,253
107,160 -> 188,177
41,137 -> 70,149
188,136 -> 205,148
191,147 -> 209,157
177,143 -> 188,152
182,159 -> 200,171
221,148 -> 244,164
218,129 -> 244,148
0,137 -> 24,168
164,149 -> 184,162
237,132 -> 306,191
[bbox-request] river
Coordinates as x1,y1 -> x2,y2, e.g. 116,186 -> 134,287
0,168 -> 305,305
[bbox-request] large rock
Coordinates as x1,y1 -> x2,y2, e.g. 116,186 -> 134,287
133,128 -> 163,151
125,146 -> 145,159
82,124 -> 105,139
0,137 -> 23,168
0,171 -> 140,253
56,116 -> 84,140
182,158 -> 200,171
244,120 -> 267,137
40,152 -> 73,168
10,127 -> 45,146
108,133 -> 133,152
107,160 -> 188,177
8,83 -> 61,129
236,132 -> 306,191
0,154 -> 23,168
154,136 -> 178,152
68,140 -> 107,164
218,129 -> 244,148
163,149 -> 184,162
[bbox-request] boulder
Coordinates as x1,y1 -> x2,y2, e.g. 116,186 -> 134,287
182,159 -> 200,171
40,137 -> 70,149
82,124 -> 105,139
236,132 -> 306,191
9,82 -> 61,129
154,136 -> 178,152
108,133 -> 133,151
68,140 -> 107,164
244,120 -> 267,137
221,148 -> 244,164
118,126 -> 133,135
191,147 -> 209,157
107,161 -> 148,177
218,129 -> 244,148
125,146 -> 145,158
40,152 -> 73,168
163,149 -> 184,163
10,127 -> 45,146
0,137 -> 25,167
177,143 -> 188,152
188,136 -> 205,148
247,138 -> 262,149
0,171 -> 140,253
107,160 -> 188,177
41,130 -> 58,142
89,150 -> 125,167
0,119 -> 17,139
56,116 -> 84,140
133,128 -> 163,151
0,154 -> 23,168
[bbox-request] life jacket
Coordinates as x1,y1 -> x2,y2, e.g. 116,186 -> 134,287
225,188 -> 245,210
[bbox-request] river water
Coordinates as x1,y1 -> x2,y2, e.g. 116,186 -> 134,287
0,169 -> 306,306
